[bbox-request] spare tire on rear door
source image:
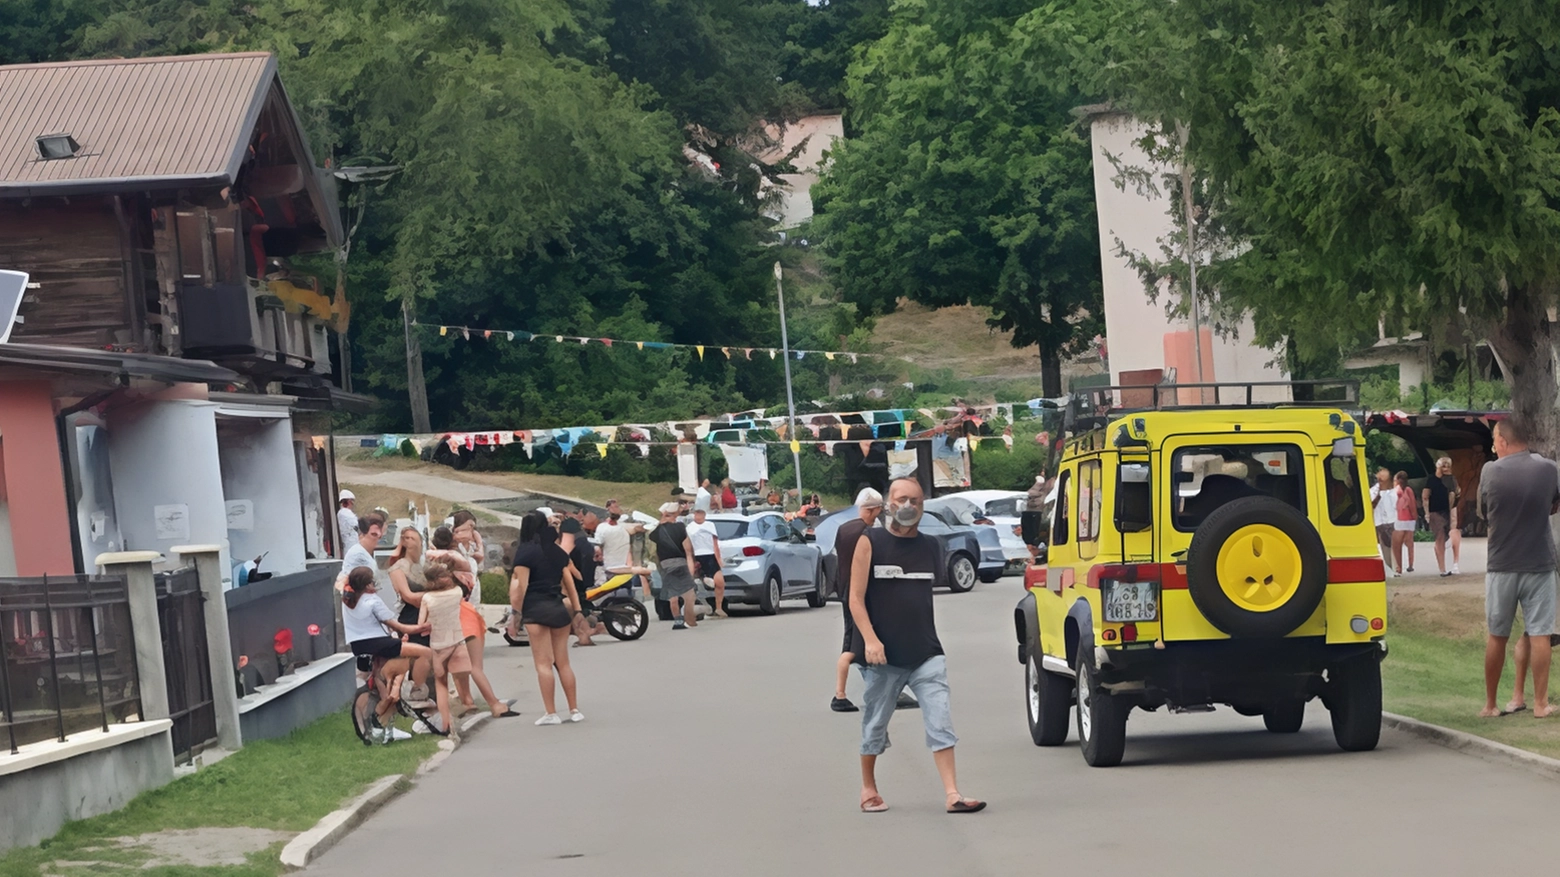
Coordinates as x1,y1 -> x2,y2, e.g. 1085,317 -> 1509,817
1184,495 -> 1327,638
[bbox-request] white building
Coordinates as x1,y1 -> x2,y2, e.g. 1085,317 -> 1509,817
761,113 -> 845,229
1081,107 -> 1289,403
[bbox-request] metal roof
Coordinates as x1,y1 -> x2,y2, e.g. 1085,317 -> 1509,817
0,342 -> 239,383
0,52 -> 275,196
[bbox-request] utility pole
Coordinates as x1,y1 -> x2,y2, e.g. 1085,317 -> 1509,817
403,296 -> 431,433
775,261 -> 804,507
1177,122 -> 1207,403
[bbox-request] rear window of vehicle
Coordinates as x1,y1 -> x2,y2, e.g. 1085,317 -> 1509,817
983,497 -> 1022,518
713,520 -> 748,540
1172,444 -> 1306,531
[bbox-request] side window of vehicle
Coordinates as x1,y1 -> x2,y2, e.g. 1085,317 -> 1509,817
1051,470 -> 1072,546
1325,455 -> 1366,526
1116,461 -> 1152,532
1078,460 -> 1102,542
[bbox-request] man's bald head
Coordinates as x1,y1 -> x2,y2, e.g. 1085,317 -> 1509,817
887,478 -> 924,504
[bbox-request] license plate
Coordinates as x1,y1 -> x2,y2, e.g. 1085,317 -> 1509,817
1104,580 -> 1158,622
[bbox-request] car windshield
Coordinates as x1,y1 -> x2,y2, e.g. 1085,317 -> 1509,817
983,497 -> 1023,518
713,520 -> 748,540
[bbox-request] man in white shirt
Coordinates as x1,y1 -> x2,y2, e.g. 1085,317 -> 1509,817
687,507 -> 726,617
337,489 -> 359,558
695,479 -> 713,514
1368,468 -> 1396,574
337,512 -> 385,591
596,501 -> 653,598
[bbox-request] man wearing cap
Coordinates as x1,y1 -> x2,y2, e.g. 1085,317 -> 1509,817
337,490 -> 358,558
653,501 -> 700,629
832,488 -> 883,711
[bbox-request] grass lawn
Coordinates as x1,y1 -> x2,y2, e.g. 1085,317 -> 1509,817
0,709 -> 438,877
1383,585 -> 1560,759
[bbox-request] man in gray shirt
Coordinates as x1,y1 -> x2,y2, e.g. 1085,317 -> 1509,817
1478,419 -> 1560,718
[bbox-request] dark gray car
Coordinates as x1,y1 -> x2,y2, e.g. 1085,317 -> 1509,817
814,506 -> 983,596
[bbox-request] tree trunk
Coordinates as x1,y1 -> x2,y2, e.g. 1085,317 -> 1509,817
1040,345 -> 1063,398
403,296 -> 431,433
1485,288 -> 1559,458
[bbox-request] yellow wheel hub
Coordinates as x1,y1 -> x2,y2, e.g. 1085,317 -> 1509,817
1215,523 -> 1303,613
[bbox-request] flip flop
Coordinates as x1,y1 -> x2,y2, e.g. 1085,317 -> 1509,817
860,796 -> 888,813
1504,703 -> 1528,715
947,799 -> 987,814
491,709 -> 522,719
1534,705 -> 1559,719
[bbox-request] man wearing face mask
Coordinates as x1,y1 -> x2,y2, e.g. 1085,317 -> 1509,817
848,478 -> 985,815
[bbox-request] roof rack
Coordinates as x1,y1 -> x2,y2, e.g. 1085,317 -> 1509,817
1065,380 -> 1361,432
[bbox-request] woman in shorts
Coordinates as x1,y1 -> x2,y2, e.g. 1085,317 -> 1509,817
1392,470 -> 1418,574
510,511 -> 583,726
342,567 -> 433,730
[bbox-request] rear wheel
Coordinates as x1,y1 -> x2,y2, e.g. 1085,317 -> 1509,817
806,564 -> 828,608
1076,645 -> 1127,767
758,569 -> 782,615
1026,651 -> 1070,746
947,554 -> 977,593
602,600 -> 649,641
1263,700 -> 1306,734
1329,655 -> 1382,752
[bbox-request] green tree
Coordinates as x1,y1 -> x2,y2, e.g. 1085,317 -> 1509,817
811,0 -> 1105,397
1096,0 -> 1560,447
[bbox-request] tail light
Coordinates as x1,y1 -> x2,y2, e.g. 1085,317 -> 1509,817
742,546 -> 765,557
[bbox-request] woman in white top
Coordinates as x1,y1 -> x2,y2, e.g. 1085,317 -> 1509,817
342,567 -> 432,731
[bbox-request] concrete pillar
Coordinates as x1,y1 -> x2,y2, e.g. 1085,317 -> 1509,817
173,544 -> 243,751
94,551 -> 169,722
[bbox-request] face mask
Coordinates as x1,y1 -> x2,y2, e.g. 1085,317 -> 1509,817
889,502 -> 922,528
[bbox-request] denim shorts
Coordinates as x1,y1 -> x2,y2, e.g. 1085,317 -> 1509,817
858,654 -> 957,756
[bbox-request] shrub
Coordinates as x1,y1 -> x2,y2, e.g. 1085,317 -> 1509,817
479,571 -> 509,606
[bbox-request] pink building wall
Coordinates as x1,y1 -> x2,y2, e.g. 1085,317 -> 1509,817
0,381 -> 75,574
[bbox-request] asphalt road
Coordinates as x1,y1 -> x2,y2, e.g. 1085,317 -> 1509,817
305,576 -> 1551,877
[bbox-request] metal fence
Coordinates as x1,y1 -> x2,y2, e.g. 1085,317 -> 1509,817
154,568 -> 217,764
0,575 -> 141,754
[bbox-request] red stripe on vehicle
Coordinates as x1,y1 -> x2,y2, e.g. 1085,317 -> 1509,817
1328,557 -> 1385,582
1086,563 -> 1166,589
1025,567 -> 1047,590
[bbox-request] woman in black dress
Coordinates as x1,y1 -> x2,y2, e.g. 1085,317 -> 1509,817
510,511 -> 583,725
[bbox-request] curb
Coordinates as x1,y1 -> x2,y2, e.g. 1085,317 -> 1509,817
1383,711 -> 1560,780
280,712 -> 492,869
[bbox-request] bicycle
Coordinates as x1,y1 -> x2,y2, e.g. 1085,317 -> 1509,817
351,655 -> 451,745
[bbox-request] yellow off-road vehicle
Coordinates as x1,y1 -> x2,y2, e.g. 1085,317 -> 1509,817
1014,385 -> 1387,766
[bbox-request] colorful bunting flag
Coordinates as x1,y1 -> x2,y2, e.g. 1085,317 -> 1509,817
696,345 -> 705,360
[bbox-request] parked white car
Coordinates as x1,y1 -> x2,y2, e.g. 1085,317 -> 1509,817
925,492 -> 1029,575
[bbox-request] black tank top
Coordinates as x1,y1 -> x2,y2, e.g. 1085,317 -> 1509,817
850,528 -> 944,669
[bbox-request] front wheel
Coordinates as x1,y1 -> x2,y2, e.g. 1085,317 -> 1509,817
1076,645 -> 1127,767
758,569 -> 782,615
1329,655 -> 1382,752
351,686 -> 379,745
947,554 -> 977,593
602,601 -> 649,641
1026,652 -> 1071,746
